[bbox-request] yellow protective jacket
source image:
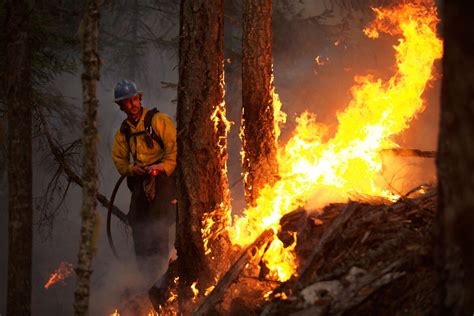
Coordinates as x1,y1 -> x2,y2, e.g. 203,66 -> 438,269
112,107 -> 177,176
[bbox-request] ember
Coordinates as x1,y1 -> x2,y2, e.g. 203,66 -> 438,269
44,261 -> 74,289
191,281 -> 199,303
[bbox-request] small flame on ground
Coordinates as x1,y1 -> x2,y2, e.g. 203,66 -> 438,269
44,261 -> 74,289
191,281 -> 199,303
110,309 -> 159,316
274,292 -> 288,300
264,290 -> 274,300
261,234 -> 298,282
315,55 -> 329,66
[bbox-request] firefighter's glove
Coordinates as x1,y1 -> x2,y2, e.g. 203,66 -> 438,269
132,165 -> 147,175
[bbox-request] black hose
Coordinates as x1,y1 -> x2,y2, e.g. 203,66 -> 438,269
107,174 -> 127,260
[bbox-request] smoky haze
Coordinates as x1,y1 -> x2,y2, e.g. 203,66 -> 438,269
0,0 -> 441,314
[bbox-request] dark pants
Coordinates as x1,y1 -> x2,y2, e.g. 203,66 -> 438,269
127,172 -> 176,278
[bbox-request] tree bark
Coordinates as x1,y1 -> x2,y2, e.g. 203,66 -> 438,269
437,1 -> 474,314
5,0 -> 33,314
176,0 -> 232,313
73,0 -> 100,314
241,0 -> 279,207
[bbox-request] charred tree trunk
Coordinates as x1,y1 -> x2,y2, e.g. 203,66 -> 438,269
5,0 -> 33,314
73,0 -> 100,314
437,1 -> 474,314
176,0 -> 232,313
241,0 -> 279,206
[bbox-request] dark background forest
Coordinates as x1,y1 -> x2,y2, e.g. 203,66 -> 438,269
0,0 -> 445,314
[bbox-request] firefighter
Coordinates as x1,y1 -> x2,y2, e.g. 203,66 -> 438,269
111,79 -> 177,279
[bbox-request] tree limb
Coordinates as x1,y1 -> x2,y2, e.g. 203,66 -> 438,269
193,229 -> 275,316
38,111 -> 128,224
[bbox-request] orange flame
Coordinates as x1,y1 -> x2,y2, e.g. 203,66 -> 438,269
261,235 -> 298,282
229,1 -> 442,282
202,72 -> 233,256
44,261 -> 74,289
315,55 -> 329,66
110,309 -> 159,316
191,281 -> 199,303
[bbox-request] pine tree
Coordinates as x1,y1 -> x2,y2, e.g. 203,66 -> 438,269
176,0 -> 232,312
241,0 -> 279,207
6,0 -> 33,313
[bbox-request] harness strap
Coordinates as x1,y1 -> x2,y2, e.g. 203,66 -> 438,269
144,108 -> 165,149
120,108 -> 165,162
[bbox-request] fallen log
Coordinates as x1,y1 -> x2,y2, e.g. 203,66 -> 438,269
284,262 -> 405,316
298,203 -> 360,284
193,229 -> 275,316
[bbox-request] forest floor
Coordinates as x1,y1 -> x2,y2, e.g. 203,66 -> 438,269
216,185 -> 439,315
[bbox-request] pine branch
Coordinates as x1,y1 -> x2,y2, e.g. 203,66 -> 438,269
38,110 -> 128,224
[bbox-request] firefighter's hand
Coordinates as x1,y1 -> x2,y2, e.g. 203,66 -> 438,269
146,164 -> 166,176
132,165 -> 147,175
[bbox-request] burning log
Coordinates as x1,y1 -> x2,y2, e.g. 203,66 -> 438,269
193,229 -> 274,316
278,208 -> 307,247
381,148 -> 436,158
44,261 -> 74,289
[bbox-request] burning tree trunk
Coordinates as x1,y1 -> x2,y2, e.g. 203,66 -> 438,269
241,0 -> 280,206
73,0 -> 100,314
437,1 -> 474,314
176,0 -> 232,312
5,0 -> 33,314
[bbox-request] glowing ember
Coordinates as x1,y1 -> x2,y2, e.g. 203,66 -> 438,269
44,261 -> 74,289
204,285 -> 215,296
229,0 -> 442,282
166,277 -> 180,304
275,292 -> 288,300
110,309 -> 158,316
315,55 -> 329,66
191,281 -> 199,303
